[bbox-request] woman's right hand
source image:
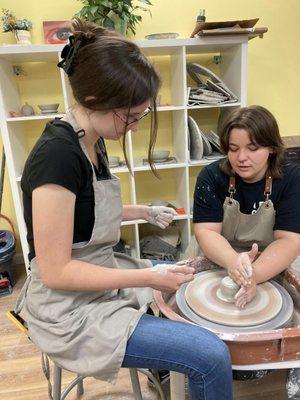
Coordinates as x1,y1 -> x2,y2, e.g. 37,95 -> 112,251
149,264 -> 195,292
234,277 -> 257,309
227,243 -> 258,286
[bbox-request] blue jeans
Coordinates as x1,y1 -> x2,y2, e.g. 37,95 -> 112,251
122,314 -> 233,400
150,259 -> 175,265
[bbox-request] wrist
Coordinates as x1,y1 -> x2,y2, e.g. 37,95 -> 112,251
250,267 -> 258,284
136,267 -> 154,287
223,252 -> 239,270
142,205 -> 151,221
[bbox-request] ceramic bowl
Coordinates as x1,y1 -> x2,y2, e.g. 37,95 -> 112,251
152,150 -> 170,161
217,276 -> 240,303
108,156 -> 120,167
38,103 -> 59,113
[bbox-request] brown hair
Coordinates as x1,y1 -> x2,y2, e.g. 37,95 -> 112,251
67,19 -> 161,173
218,105 -> 285,178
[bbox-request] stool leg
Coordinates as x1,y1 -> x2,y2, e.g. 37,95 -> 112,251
130,368 -> 143,400
137,369 -> 166,400
53,365 -> 62,400
77,376 -> 84,396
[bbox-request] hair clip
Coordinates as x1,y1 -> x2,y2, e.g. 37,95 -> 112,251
57,36 -> 82,76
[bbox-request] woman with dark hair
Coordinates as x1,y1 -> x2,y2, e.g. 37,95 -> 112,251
191,105 -> 300,308
16,19 -> 233,400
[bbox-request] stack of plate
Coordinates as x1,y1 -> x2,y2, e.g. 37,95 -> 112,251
206,130 -> 222,152
188,116 -> 224,161
187,63 -> 238,106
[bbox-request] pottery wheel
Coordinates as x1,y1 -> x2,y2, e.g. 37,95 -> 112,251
176,270 -> 294,333
185,270 -> 282,326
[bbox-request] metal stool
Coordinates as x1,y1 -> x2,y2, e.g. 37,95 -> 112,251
42,354 -> 166,400
6,311 -> 166,400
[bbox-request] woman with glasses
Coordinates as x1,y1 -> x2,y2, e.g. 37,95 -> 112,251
16,19 -> 233,400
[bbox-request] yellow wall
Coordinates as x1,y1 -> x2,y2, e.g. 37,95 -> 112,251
1,0 -> 300,244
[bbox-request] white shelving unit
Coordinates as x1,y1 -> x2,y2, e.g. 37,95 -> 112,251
0,36 -> 248,270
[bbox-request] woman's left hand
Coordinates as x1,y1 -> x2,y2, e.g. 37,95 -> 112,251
227,243 -> 258,287
147,206 -> 177,229
234,277 -> 257,309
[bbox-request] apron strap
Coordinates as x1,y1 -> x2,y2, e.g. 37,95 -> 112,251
263,175 -> 272,208
228,176 -> 236,201
227,175 -> 273,202
264,175 -> 272,200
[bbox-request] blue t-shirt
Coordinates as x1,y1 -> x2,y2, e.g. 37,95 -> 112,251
193,159 -> 300,234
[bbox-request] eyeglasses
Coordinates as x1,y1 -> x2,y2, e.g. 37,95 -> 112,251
113,107 -> 151,127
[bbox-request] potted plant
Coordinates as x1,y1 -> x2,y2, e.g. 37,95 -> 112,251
75,0 -> 152,36
1,9 -> 32,45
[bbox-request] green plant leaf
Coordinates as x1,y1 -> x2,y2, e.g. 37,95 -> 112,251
75,0 -> 153,35
89,6 -> 99,15
138,0 -> 153,4
101,0 -> 111,7
103,16 -> 115,29
136,6 -> 149,12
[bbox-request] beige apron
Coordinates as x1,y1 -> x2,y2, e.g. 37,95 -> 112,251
184,175 -> 275,264
16,112 -> 152,383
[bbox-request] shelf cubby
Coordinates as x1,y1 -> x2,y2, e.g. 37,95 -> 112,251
0,37 -> 248,269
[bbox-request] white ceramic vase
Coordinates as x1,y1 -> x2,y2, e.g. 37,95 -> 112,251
14,30 -> 31,45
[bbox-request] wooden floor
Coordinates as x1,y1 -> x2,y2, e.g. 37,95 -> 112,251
0,266 -> 289,399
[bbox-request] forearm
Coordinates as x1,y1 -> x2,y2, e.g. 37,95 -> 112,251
253,238 -> 300,283
40,258 -> 195,293
195,229 -> 238,270
122,205 -> 149,221
41,258 -> 152,291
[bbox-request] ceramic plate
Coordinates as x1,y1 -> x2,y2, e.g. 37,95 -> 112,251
201,131 -> 212,156
153,158 -> 168,162
206,130 -> 221,150
142,157 -> 177,165
188,116 -> 203,160
145,32 -> 179,40
205,152 -> 225,160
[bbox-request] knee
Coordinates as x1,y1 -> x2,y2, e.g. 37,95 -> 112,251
188,328 -> 231,374
208,338 -> 231,372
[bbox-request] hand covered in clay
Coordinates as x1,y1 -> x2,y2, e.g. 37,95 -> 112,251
228,243 -> 258,286
147,206 -> 177,229
234,277 -> 257,309
150,263 -> 195,292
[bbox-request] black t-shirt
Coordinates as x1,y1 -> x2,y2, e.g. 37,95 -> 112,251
21,119 -> 110,262
193,159 -> 300,234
